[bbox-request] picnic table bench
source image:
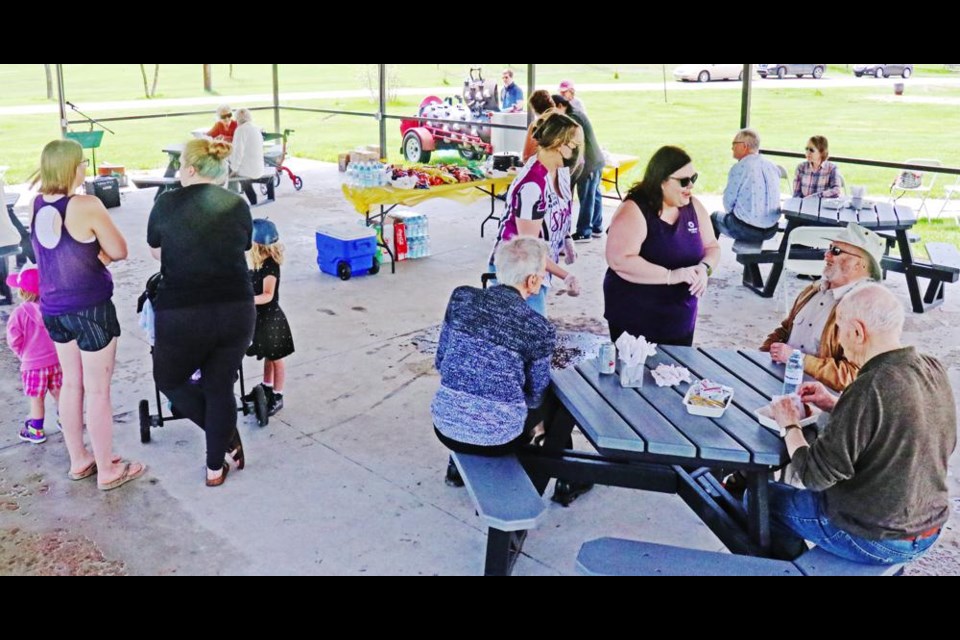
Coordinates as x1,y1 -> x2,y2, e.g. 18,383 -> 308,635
451,452 -> 546,576
576,538 -> 904,577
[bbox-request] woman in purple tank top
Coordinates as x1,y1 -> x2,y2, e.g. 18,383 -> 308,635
29,139 -> 145,490
604,146 -> 721,346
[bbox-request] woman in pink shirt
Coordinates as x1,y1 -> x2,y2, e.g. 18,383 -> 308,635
5,266 -> 61,444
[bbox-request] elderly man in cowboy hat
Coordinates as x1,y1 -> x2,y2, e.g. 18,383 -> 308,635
761,222 -> 885,392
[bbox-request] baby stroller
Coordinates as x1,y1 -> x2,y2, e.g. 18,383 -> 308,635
262,128 -> 303,194
136,273 -> 269,444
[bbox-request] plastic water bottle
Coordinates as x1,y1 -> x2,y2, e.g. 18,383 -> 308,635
782,349 -> 804,396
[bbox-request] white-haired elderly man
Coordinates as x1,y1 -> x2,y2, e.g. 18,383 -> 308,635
765,284 -> 956,565
711,128 -> 782,243
229,107 -> 265,205
433,237 -> 588,505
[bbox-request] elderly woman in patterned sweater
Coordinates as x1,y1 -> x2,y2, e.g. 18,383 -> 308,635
433,237 -> 581,500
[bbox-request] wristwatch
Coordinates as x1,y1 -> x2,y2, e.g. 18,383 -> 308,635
701,261 -> 713,277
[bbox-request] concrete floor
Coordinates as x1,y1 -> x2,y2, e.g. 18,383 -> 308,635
1,158 -> 957,575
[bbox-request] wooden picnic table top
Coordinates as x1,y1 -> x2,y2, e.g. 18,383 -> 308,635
782,196 -> 917,231
551,346 -> 789,472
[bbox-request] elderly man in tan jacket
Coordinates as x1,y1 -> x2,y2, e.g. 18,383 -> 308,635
761,223 -> 885,392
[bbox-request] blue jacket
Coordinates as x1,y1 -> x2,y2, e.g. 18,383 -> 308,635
432,285 -> 555,446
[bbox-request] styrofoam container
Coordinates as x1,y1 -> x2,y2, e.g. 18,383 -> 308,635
755,403 -> 822,434
683,384 -> 734,418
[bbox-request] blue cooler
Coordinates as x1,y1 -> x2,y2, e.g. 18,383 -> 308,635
316,224 -> 380,280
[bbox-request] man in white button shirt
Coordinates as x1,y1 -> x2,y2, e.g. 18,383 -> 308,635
760,223 -> 885,392
712,128 -> 783,243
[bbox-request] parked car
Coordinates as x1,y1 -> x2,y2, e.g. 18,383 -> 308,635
853,64 -> 914,78
757,64 -> 826,79
673,64 -> 743,82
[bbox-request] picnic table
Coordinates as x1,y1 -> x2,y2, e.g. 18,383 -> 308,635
341,175 -> 516,273
600,153 -> 640,201
546,346 -> 790,557
737,196 -> 957,313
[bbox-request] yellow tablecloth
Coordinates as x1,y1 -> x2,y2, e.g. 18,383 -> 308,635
342,175 -> 517,214
601,154 -> 641,193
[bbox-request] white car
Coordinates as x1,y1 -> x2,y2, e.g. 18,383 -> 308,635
673,64 -> 743,82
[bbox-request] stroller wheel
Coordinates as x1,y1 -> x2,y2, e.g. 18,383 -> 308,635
254,385 -> 269,428
260,184 -> 269,196
293,176 -> 303,191
274,173 -> 282,188
139,399 -> 152,444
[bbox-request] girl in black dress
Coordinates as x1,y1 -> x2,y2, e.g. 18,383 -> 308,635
246,219 -> 294,415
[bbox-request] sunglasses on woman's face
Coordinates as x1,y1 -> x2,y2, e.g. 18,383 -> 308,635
221,113 -> 232,119
668,173 -> 698,188
805,147 -> 816,153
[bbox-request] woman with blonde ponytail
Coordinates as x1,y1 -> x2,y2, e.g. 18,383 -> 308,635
147,137 -> 255,487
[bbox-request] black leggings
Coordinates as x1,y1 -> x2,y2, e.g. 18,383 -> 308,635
154,300 -> 256,471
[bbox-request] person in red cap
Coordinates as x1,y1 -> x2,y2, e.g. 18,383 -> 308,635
558,80 -> 586,114
5,266 -> 62,444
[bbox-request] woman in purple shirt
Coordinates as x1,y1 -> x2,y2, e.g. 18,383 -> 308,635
604,146 -> 721,346
30,139 -> 145,491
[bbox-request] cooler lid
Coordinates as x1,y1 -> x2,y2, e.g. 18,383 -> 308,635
316,224 -> 377,241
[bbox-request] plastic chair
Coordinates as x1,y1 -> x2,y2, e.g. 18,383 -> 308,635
936,175 -> 960,225
889,158 -> 941,220
780,226 -> 838,314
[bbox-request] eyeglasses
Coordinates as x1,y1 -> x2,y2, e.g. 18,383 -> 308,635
221,113 -> 233,119
668,173 -> 699,188
827,245 -> 860,258
79,159 -> 90,167
805,147 -> 817,153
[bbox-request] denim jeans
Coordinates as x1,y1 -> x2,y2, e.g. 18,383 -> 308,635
765,482 -> 940,565
711,211 -> 778,243
487,264 -> 547,317
575,168 -> 604,237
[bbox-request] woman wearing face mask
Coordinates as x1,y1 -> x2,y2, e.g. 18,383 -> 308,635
604,146 -> 720,346
488,111 -> 584,316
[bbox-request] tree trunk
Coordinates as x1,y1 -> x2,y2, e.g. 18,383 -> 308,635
229,64 -> 234,79
44,64 -> 53,100
151,64 -> 160,97
203,64 -> 213,92
139,64 -> 151,98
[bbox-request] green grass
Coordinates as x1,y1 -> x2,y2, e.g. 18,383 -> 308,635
3,64 -> 958,250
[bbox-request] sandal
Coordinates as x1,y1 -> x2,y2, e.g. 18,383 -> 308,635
206,463 -> 229,488
226,430 -> 245,470
98,462 -> 147,492
68,461 -> 97,481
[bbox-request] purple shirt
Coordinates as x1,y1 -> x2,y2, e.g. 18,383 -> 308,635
30,195 -> 113,316
603,201 -> 705,345
491,158 -> 573,282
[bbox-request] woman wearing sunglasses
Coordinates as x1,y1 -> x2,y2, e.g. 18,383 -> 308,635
793,135 -> 843,198
604,146 -> 720,346
207,104 -> 237,143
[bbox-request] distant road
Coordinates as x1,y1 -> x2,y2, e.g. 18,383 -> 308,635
3,76 -> 959,117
